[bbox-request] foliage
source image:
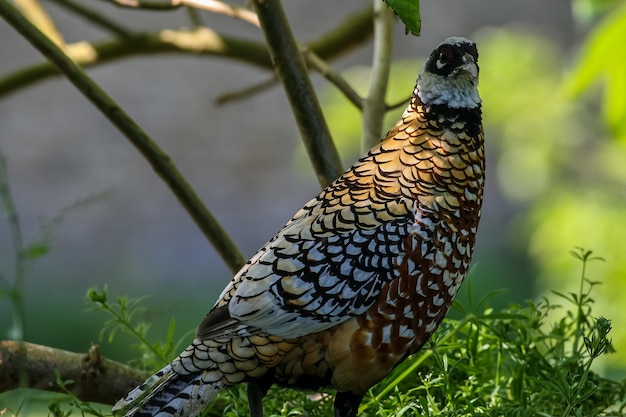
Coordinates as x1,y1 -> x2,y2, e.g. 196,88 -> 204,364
320,23 -> 626,368
49,249 -> 623,417
0,151 -> 110,344
356,249 -> 623,417
48,371 -> 108,417
85,287 -> 185,371
383,0 -> 421,36
476,19 -> 626,368
565,2 -> 626,142
477,29 -> 584,203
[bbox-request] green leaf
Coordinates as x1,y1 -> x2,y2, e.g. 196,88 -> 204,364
572,0 -> 622,24
564,3 -> 626,141
383,0 -> 421,36
22,242 -> 50,260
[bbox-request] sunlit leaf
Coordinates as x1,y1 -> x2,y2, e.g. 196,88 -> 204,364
564,3 -> 626,141
383,0 -> 421,36
572,0 -> 622,24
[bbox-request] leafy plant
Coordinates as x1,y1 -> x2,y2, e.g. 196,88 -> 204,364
353,248 -> 623,417
85,286 -> 186,371
48,371 -> 108,417
565,1 -> 626,142
66,248 -> 624,417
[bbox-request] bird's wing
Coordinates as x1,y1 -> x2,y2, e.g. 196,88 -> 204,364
196,136 -> 430,340
197,209 -> 414,340
195,113 -> 446,340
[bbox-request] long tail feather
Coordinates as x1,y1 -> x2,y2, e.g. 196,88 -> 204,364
113,364 -> 224,417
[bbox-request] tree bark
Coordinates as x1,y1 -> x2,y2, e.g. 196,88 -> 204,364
0,340 -> 147,405
252,0 -> 344,188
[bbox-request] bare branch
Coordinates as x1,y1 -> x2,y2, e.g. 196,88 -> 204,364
0,6 -> 373,100
50,0 -> 133,37
0,1 -> 248,273
219,47 -> 365,110
103,0 -> 178,9
0,340 -> 147,405
216,75 -> 278,105
177,0 -> 259,27
198,6 -> 376,108
185,4 -> 203,28
303,48 -> 363,110
387,95 -> 410,111
105,0 -> 260,26
252,0 -> 343,188
306,5 -> 374,62
0,153 -> 27,386
361,0 -> 395,151
14,0 -> 65,47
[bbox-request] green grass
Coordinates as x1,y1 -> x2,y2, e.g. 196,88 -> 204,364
74,248 -> 626,417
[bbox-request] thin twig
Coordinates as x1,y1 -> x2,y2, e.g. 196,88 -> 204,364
102,0 -> 178,9
0,0 -> 248,273
185,5 -> 203,28
303,48 -> 363,110
200,7 -> 376,107
215,50 -> 365,109
0,29 -> 271,99
0,153 -> 28,387
105,0 -> 260,27
50,0 -> 133,38
13,0 -> 65,47
0,6 -> 374,100
177,0 -> 259,27
361,0 -> 395,152
216,75 -> 278,105
0,153 -> 26,342
252,0 -> 343,188
306,5 -> 374,62
386,94 -> 411,111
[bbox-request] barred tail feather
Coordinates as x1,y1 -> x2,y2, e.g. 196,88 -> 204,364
113,364 -> 224,417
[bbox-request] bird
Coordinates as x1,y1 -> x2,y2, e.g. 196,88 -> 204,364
113,36 -> 485,417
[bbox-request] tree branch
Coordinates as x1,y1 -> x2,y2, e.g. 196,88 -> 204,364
105,0 -> 260,27
303,48 -> 363,110
0,153 -> 28,386
386,94 -> 410,111
14,0 -> 66,47
0,6 -> 373,100
252,0 -> 343,188
361,0 -> 395,152
0,340 -> 147,405
215,75 -> 278,105
0,29 -> 271,99
0,0 -> 248,273
51,0 -> 134,37
306,4 -> 373,61
178,0 -> 259,27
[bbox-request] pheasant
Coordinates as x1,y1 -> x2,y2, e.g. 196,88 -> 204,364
113,36 -> 484,417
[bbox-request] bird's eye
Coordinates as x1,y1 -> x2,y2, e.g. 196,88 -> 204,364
437,47 -> 455,66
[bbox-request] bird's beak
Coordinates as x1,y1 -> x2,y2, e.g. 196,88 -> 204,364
457,53 -> 478,78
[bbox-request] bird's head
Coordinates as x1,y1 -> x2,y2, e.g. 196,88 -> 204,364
416,37 -> 481,109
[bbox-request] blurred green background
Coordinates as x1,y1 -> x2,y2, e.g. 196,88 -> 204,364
1,0 -> 626,413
